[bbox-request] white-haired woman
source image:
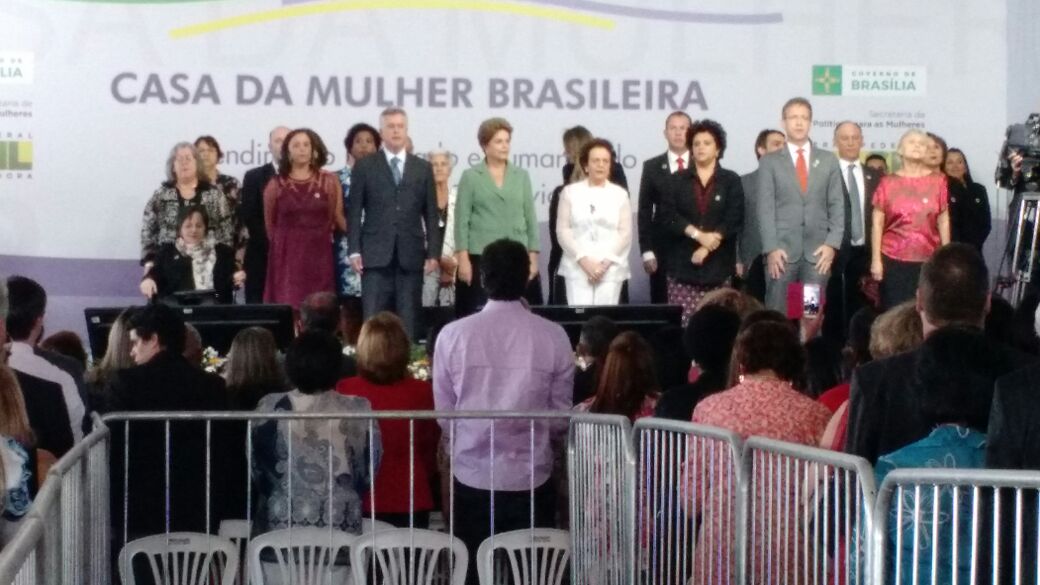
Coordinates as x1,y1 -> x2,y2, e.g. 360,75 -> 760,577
140,142 -> 234,271
870,129 -> 951,309
422,149 -> 458,307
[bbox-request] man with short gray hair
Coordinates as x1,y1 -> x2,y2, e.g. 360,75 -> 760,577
348,108 -> 441,339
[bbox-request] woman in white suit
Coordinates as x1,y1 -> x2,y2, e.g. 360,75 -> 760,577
556,138 -> 632,305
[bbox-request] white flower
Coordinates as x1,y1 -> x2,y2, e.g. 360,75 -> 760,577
812,159 -> 820,168
342,345 -> 357,357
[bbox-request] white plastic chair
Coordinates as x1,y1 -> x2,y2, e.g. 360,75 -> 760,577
351,528 -> 468,585
362,518 -> 396,533
247,527 -> 357,585
216,520 -> 252,585
118,532 -> 239,585
476,529 -> 570,585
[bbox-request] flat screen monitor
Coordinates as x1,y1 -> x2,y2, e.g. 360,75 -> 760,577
84,304 -> 295,358
530,304 -> 683,346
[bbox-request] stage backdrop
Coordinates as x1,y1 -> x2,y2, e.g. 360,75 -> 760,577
0,0 -> 1010,346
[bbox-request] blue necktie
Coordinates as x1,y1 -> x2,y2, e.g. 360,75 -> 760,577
391,156 -> 402,185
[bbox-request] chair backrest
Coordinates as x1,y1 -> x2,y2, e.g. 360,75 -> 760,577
351,528 -> 469,585
247,527 -> 358,585
118,532 -> 239,585
216,520 -> 252,585
476,529 -> 570,585
363,518 -> 396,533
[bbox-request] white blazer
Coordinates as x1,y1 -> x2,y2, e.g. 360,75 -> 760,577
556,179 -> 632,282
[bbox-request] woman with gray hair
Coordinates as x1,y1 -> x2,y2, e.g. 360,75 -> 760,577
422,149 -> 457,307
140,142 -> 234,270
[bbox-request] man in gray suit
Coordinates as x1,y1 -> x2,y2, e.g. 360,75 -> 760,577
348,107 -> 441,340
738,128 -> 786,301
757,97 -> 845,314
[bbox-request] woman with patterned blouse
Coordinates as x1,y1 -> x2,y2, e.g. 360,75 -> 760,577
251,330 -> 382,535
686,321 -> 831,585
140,142 -> 234,268
0,366 -> 34,548
870,130 -> 951,309
335,123 -> 381,301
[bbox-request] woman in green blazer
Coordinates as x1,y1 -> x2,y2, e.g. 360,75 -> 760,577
454,117 -> 542,315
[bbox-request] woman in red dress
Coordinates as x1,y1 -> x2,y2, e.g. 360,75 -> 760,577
263,128 -> 346,307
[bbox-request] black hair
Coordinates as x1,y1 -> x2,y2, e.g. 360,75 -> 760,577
684,305 -> 740,373
578,138 -> 616,169
127,303 -> 187,355
299,292 -> 340,335
945,148 -> 976,185
686,119 -> 728,160
344,123 -> 381,154
865,153 -> 888,168
579,316 -> 619,362
5,276 -> 47,341
754,129 -> 784,159
733,321 -> 805,384
481,239 -> 530,301
915,326 -> 997,430
919,243 -> 989,326
176,205 -> 210,232
285,330 -> 343,394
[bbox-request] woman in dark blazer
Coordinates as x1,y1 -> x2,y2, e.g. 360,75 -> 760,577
139,206 -> 240,304
658,119 -> 744,325
944,148 -> 991,254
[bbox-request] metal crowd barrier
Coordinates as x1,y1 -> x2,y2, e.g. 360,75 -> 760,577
633,418 -> 743,585
742,437 -> 877,585
873,468 -> 1040,585
567,414 -> 636,585
0,413 -> 111,585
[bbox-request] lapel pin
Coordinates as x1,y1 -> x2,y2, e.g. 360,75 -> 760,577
715,195 -> 721,201
812,159 -> 820,169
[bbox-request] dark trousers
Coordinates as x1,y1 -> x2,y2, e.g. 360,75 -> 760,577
648,256 -> 669,304
455,254 -> 543,317
361,248 -> 422,340
824,245 -> 869,345
744,255 -> 766,302
880,255 -> 922,310
453,478 -> 556,585
243,243 -> 267,303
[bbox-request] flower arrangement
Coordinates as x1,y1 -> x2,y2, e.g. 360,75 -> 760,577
201,346 -> 226,374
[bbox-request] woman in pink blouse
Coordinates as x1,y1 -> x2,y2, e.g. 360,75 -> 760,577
870,129 -> 951,309
686,321 -> 831,585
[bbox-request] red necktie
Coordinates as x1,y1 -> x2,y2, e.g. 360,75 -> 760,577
796,148 -> 808,193
675,156 -> 685,172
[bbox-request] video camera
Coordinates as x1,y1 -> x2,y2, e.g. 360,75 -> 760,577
996,113 -> 1040,190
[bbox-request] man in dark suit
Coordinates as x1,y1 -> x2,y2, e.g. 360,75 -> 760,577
637,111 -> 691,304
738,129 -> 785,301
824,121 -> 882,344
757,97 -> 845,314
348,107 -> 441,340
845,244 -> 1036,464
103,304 -> 232,538
239,125 -> 289,303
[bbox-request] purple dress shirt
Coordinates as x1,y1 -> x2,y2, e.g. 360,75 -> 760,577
433,300 -> 574,491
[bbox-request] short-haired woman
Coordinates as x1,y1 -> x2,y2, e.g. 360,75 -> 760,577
687,321 -> 832,585
658,119 -> 744,325
556,138 -> 632,305
335,123 -> 381,301
454,117 -> 541,316
141,142 -> 234,269
337,312 -> 439,527
263,128 -> 347,308
870,129 -> 951,309
423,150 -> 458,307
224,327 -> 286,410
139,207 -> 241,304
252,330 -> 381,534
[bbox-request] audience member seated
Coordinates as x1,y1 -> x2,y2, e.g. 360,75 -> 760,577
984,295 -> 1015,346
39,331 -> 88,369
654,305 -> 740,421
648,324 -> 688,390
433,238 -> 573,585
183,323 -> 204,367
5,276 -> 86,442
252,330 -> 381,535
574,331 -> 660,420
84,309 -> 134,414
103,304 -> 232,539
0,366 -> 35,548
818,307 -> 877,413
572,316 -> 619,405
696,287 -> 765,321
687,320 -> 831,585
876,326 -> 992,585
803,334 -> 842,399
224,327 -> 286,410
337,312 -> 439,528
140,207 -> 240,304
846,244 -> 1037,464
300,291 -> 357,378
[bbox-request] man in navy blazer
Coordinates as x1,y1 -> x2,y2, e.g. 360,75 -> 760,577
756,97 -> 845,314
348,107 -> 441,339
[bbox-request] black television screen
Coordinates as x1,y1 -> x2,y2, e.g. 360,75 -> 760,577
85,304 -> 295,358
531,304 -> 683,346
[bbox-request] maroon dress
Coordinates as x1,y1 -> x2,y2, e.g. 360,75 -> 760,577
263,172 -> 339,307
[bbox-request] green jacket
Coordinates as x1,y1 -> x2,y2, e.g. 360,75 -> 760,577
454,161 -> 540,254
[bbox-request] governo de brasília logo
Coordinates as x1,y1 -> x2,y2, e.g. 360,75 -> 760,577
813,65 -> 843,96
67,0 -> 783,37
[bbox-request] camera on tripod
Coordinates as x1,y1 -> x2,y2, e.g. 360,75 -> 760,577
996,113 -> 1040,190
